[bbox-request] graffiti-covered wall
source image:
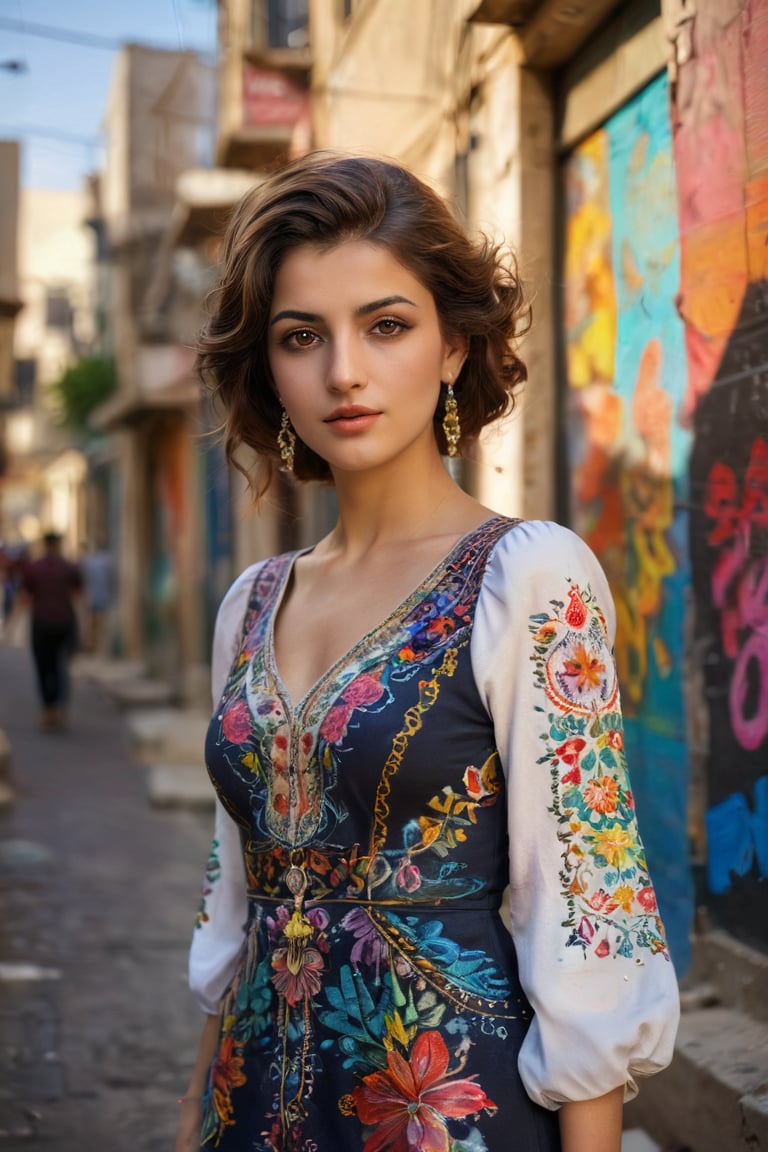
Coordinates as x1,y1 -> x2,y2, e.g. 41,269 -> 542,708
678,0 -> 768,948
562,0 -> 768,960
562,72 -> 692,972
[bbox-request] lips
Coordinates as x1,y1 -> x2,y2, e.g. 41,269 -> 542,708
324,406 -> 381,423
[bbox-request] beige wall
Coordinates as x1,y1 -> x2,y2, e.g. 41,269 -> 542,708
311,0 -> 475,182
15,188 -> 94,386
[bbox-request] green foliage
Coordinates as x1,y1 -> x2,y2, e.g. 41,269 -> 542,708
52,357 -> 117,431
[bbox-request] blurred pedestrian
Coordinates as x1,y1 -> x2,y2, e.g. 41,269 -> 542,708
174,154 -> 679,1152
1,540 -> 29,634
80,542 -> 114,655
21,531 -> 82,730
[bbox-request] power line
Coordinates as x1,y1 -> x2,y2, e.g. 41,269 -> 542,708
0,16 -> 122,51
0,15 -> 213,54
170,0 -> 185,50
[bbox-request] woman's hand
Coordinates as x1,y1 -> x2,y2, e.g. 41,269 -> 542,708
173,1096 -> 204,1152
173,1013 -> 220,1150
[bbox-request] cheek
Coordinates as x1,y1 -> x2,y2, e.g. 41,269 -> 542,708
269,354 -> 314,401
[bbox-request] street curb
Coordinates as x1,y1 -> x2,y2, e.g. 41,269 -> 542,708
688,928 -> 768,1025
146,763 -> 214,809
625,1003 -> 768,1151
103,678 -> 177,709
126,707 -> 210,765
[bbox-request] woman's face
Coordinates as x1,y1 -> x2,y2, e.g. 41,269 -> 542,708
267,240 -> 466,477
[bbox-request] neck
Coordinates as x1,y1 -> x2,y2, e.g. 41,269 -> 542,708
325,446 -> 465,559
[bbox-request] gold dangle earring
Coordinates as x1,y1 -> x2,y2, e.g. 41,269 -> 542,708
442,378 -> 461,457
277,408 -> 296,472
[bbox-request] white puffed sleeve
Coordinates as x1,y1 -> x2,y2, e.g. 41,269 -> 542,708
188,564 -> 262,1014
471,520 -> 679,1109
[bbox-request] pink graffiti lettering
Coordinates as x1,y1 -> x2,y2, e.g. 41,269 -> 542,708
705,438 -> 768,753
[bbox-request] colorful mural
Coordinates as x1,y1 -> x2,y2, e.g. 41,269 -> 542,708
564,1 -> 768,955
676,0 -> 768,949
563,72 -> 692,972
690,333 -> 768,942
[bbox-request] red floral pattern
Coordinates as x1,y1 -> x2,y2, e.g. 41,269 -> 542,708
353,1031 -> 496,1152
221,698 -> 252,745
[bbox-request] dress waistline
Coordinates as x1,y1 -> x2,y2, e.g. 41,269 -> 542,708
245,888 -> 503,912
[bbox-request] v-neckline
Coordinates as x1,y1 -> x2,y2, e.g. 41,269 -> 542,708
265,515 -> 507,721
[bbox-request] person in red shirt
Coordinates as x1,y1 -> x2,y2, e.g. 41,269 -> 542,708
21,532 -> 82,730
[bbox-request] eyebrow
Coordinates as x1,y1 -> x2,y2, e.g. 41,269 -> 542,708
269,295 -> 418,327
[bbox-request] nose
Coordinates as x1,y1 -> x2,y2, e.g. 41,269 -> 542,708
327,328 -> 365,393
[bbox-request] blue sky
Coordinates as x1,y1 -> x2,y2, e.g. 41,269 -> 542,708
0,0 -> 217,188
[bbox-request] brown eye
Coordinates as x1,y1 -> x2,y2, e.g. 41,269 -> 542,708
283,328 -> 319,349
373,317 -> 407,336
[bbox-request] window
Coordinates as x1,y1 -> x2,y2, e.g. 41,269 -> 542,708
266,0 -> 309,48
14,358 -> 36,407
45,289 -> 72,331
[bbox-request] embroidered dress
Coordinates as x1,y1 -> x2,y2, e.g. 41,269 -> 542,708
190,519 -> 679,1152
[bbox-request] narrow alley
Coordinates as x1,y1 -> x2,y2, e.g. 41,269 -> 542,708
0,641 -> 212,1150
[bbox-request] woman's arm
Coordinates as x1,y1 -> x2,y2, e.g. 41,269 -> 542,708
173,1011 -> 221,1152
471,522 -> 679,1109
559,1086 -> 624,1152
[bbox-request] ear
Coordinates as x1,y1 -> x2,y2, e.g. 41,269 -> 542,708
441,335 -> 468,383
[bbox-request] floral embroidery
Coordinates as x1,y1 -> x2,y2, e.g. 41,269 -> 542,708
221,697 -> 253,745
583,774 -> 620,814
208,1031 -> 247,1136
531,582 -> 618,715
195,837 -> 221,928
462,755 -> 501,803
342,906 -> 389,972
530,582 -> 669,961
414,752 -> 502,862
353,1030 -> 497,1152
319,674 -> 387,745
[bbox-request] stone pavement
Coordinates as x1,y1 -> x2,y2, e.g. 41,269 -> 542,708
0,642 -> 213,1151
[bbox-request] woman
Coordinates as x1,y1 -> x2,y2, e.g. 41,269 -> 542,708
175,154 -> 679,1152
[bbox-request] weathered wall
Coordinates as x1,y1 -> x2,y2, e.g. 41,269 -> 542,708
310,0 -> 536,518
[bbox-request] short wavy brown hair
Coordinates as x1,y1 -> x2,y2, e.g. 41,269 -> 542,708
197,152 -> 529,494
